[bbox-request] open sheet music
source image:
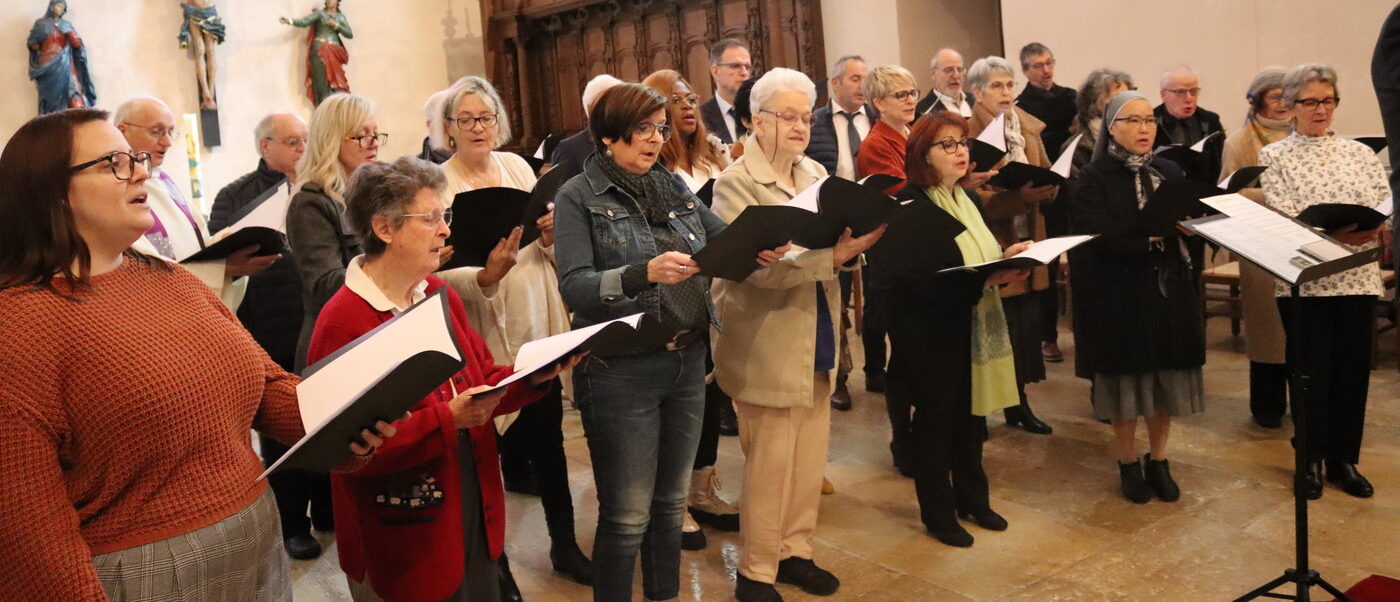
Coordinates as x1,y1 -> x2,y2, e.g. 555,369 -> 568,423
1185,194 -> 1354,284
937,235 -> 1095,275
181,183 -> 291,263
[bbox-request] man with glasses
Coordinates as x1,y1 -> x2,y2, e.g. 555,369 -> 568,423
116,96 -> 276,309
1154,65 -> 1225,185
701,38 -> 753,144
916,48 -> 974,119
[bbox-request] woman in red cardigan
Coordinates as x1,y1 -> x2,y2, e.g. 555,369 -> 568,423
856,65 -> 922,195
308,156 -> 578,601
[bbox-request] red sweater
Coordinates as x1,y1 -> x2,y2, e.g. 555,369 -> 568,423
0,258 -> 306,601
307,276 -> 544,602
857,119 -> 909,195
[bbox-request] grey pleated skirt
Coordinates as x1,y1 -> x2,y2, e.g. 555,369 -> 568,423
92,487 -> 291,601
1092,368 -> 1205,421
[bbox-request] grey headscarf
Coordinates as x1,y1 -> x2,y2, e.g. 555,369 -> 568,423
1091,90 -> 1149,162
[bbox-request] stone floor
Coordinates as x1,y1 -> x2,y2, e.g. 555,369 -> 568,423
290,318 -> 1400,601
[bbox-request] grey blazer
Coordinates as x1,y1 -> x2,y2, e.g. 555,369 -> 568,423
285,182 -> 362,371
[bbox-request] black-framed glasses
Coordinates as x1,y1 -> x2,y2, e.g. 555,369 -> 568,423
889,89 -> 921,102
933,136 -> 971,154
344,132 -> 388,149
1026,58 -> 1056,71
1112,116 -> 1157,128
401,208 -> 453,227
451,115 -> 498,131
717,62 -> 752,72
69,151 -> 151,181
267,136 -> 307,148
1295,97 -> 1340,110
123,122 -> 180,140
634,121 -> 673,142
669,93 -> 699,107
1163,87 -> 1202,97
760,110 -> 815,125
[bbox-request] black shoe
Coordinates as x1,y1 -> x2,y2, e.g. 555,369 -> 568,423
284,533 -> 322,560
719,402 -> 739,437
1325,461 -> 1374,498
498,554 -> 523,602
549,541 -> 594,586
776,557 -> 840,596
681,527 -> 707,551
890,440 -> 914,478
503,471 -> 540,497
1300,461 -> 1324,500
1253,414 -> 1284,429
865,371 -> 886,393
1119,460 -> 1152,504
926,523 -> 974,547
735,573 -> 784,602
1004,405 -> 1053,435
1143,454 -> 1180,502
830,377 -> 852,411
689,507 -> 740,532
957,508 -> 1008,531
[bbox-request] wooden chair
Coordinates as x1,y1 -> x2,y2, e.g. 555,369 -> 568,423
1201,260 -> 1242,336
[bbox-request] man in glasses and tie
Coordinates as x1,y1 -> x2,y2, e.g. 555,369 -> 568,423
700,38 -> 753,145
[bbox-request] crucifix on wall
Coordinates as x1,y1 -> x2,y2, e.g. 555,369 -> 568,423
179,0 -> 224,146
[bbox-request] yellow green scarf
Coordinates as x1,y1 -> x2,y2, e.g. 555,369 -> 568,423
928,185 -> 1019,416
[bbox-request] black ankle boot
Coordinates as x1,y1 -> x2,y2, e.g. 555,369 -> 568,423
1119,459 -> 1151,504
926,522 -> 974,547
1300,461 -> 1324,500
1004,404 -> 1053,435
498,554 -> 523,602
549,540 -> 594,586
1143,454 -> 1180,502
1325,461 -> 1374,498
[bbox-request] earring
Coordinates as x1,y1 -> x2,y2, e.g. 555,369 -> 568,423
604,147 -> 614,158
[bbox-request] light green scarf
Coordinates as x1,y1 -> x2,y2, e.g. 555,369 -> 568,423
928,185 -> 1019,416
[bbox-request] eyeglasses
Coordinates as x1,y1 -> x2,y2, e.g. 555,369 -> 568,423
760,110 -> 815,125
1025,58 -> 1055,71
124,123 -> 180,140
452,115 -> 498,131
982,81 -> 1015,93
888,89 -> 921,102
1164,87 -> 1202,98
344,132 -> 388,149
633,121 -> 674,142
669,93 -> 699,107
401,208 -> 453,227
933,136 -> 971,154
1295,97 -> 1340,110
69,151 -> 152,181
1113,116 -> 1157,128
939,66 -> 965,76
717,62 -> 752,72
267,136 -> 307,148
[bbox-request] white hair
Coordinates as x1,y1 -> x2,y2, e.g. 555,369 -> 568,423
1159,65 -> 1197,90
1281,62 -> 1340,108
930,47 -> 962,70
422,89 -> 452,152
582,74 -> 624,118
112,96 -> 170,127
965,56 -> 1016,92
750,67 -> 817,113
433,76 -> 512,151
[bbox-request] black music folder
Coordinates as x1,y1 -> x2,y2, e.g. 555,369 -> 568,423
1296,202 -> 1391,232
1137,179 -> 1222,236
445,167 -> 571,269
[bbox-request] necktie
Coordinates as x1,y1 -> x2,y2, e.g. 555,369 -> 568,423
727,107 -> 747,139
839,110 -> 862,160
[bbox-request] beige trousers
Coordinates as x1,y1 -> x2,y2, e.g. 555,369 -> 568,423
735,372 -> 831,583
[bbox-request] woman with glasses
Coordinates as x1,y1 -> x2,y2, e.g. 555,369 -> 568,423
306,156 -> 576,601
553,83 -> 784,602
877,110 -> 1030,548
431,76 -> 591,591
965,56 -> 1058,436
1070,91 -> 1204,504
856,64 -> 922,195
711,68 -> 884,602
287,93 -> 382,370
641,68 -> 739,552
0,108 -> 391,599
1259,64 -> 1388,500
1221,69 -> 1293,430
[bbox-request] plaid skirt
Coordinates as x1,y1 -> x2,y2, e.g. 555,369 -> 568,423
92,488 -> 291,601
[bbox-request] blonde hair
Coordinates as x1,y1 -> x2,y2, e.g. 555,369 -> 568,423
863,65 -> 917,102
433,76 -> 512,152
298,93 -> 374,203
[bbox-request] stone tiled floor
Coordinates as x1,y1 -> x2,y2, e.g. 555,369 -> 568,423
291,320 -> 1400,600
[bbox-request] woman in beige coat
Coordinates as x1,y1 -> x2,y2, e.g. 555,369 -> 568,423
710,68 -> 884,602
1220,69 -> 1292,429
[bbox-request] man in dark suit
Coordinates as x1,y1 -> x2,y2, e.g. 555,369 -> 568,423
699,38 -> 752,144
1153,65 -> 1224,185
550,73 -> 624,181
1373,3 -> 1400,270
915,48 -> 974,119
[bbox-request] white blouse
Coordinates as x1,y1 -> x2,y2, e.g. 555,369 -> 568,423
1259,132 -> 1389,298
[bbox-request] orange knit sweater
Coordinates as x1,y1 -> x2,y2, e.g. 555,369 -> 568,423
0,257 -> 305,600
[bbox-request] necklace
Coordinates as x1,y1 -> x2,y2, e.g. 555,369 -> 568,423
451,156 -> 499,190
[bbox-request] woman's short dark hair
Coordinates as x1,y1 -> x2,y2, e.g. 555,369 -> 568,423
346,156 -> 446,257
905,111 -> 971,188
589,83 -> 667,152
0,108 -> 160,294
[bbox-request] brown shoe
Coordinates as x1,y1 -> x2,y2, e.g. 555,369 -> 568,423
830,377 -> 852,411
821,477 -> 835,495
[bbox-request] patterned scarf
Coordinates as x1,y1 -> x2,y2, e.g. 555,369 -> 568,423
595,153 -> 682,225
1106,140 -> 1161,209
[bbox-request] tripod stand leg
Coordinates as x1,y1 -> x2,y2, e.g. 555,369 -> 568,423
1313,576 -> 1352,601
1231,572 -> 1294,602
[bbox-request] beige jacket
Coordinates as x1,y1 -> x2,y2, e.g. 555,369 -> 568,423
709,152 -> 847,408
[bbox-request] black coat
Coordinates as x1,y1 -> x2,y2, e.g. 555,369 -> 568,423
549,129 -> 594,183
805,103 -> 879,176
1067,153 -> 1205,377
1016,83 -> 1078,160
1372,3 -> 1400,265
874,185 -> 990,413
699,97 -> 734,143
209,161 -> 303,371
916,89 -> 974,119
1153,104 -> 1225,186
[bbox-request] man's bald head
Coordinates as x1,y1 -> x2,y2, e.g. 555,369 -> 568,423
256,112 -> 309,179
930,48 -> 966,98
115,97 -> 177,167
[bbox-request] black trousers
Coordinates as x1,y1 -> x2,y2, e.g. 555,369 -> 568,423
691,340 -> 729,470
1249,361 -> 1290,420
906,393 -> 989,531
1038,259 -> 1061,344
259,436 -> 333,539
498,380 -> 578,543
1277,296 -> 1375,465
862,271 -> 889,376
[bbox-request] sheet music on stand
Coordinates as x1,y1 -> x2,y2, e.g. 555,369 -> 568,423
1183,193 -> 1380,284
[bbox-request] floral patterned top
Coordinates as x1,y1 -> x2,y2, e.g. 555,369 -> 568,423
1258,132 -> 1388,297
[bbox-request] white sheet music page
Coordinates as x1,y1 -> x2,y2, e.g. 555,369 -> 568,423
1194,194 -> 1343,283
977,111 -> 1007,152
784,175 -> 829,212
218,185 -> 292,236
1051,134 -> 1081,178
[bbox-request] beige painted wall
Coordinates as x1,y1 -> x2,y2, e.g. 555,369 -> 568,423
1,0 -> 486,214
821,0 -> 1003,94
1000,0 -> 1391,137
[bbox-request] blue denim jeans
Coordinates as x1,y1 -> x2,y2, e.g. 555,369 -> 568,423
574,345 -> 706,601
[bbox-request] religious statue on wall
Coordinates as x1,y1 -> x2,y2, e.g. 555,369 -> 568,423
26,0 -> 97,114
179,0 -> 226,110
281,0 -> 353,105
